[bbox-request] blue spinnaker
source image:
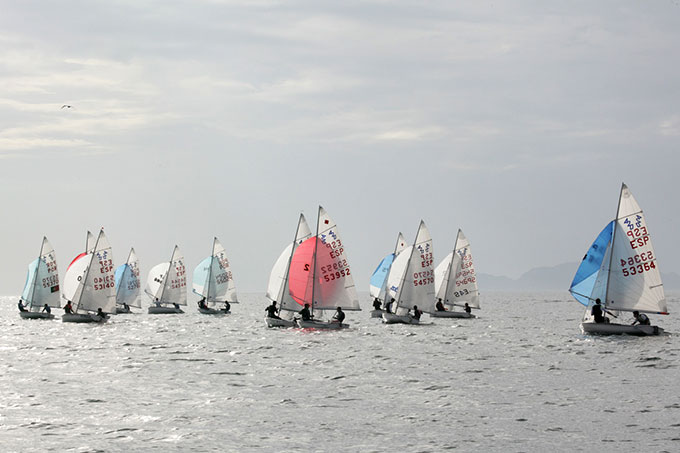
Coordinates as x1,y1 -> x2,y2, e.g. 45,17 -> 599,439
569,221 -> 614,306
114,263 -> 127,288
21,258 -> 40,302
192,256 -> 211,297
369,254 -> 395,299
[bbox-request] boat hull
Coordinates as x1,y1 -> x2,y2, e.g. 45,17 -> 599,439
370,309 -> 384,318
198,308 -> 230,315
296,319 -> 349,329
115,307 -> 132,314
148,306 -> 185,314
62,313 -> 108,323
382,312 -> 419,324
265,317 -> 296,328
19,311 -> 55,320
581,322 -> 663,336
430,311 -> 475,318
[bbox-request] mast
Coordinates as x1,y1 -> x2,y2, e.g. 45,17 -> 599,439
158,246 -> 176,304
74,230 -> 102,313
441,229 -> 460,308
395,224 -> 421,311
206,238 -> 216,304
604,183 -> 625,309
310,206 -> 321,318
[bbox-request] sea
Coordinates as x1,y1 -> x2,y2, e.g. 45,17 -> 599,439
1,291 -> 679,453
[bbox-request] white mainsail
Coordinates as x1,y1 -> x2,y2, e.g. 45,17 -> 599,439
393,220 -> 435,314
86,230 -> 96,253
146,246 -> 187,306
266,214 -> 312,313
604,184 -> 667,314
72,229 -> 116,314
193,238 -> 238,305
433,229 -> 480,311
22,237 -> 60,311
385,245 -> 412,303
115,248 -> 141,308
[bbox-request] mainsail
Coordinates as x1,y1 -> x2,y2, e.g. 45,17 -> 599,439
72,229 -> 116,314
433,229 -> 480,311
391,220 -> 434,313
21,237 -> 60,311
115,248 -> 141,308
145,246 -> 187,306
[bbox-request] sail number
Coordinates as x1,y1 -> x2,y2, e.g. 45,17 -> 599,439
93,275 -> 115,290
456,276 -> 476,287
215,271 -> 232,284
47,261 -> 58,273
626,226 -> 650,249
453,288 -> 470,298
325,239 -> 344,259
620,251 -> 656,277
413,270 -> 434,286
42,275 -> 59,288
420,253 -> 433,268
321,259 -> 351,282
98,259 -> 113,274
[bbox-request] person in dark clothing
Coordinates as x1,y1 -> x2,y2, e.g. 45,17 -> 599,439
123,303 -> 130,312
332,307 -> 345,324
412,305 -> 423,320
64,301 -> 74,314
198,297 -> 208,309
173,303 -> 180,309
42,304 -> 51,314
591,298 -> 605,323
632,311 -> 650,326
435,298 -> 446,311
372,298 -> 382,310
223,301 -> 231,312
96,307 -> 107,319
265,301 -> 281,319
18,300 -> 27,312
298,303 -> 312,321
464,303 -> 471,314
385,298 -> 395,314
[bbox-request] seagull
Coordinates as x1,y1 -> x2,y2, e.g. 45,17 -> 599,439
61,105 -> 72,109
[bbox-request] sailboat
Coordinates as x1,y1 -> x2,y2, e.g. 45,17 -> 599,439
145,245 -> 187,314
430,229 -> 480,318
368,232 -> 407,318
193,237 -> 238,314
114,248 -> 141,313
287,206 -> 361,329
19,237 -> 60,319
569,183 -> 667,335
265,214 -> 312,328
62,229 -> 116,323
383,220 -> 434,324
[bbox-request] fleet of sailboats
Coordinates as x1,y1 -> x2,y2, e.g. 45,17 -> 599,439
14,187 -> 670,336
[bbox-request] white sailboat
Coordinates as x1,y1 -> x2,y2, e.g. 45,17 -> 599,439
265,214 -> 312,328
368,232 -> 407,318
62,229 -> 116,323
569,183 -> 667,335
287,206 -> 361,329
383,220 -> 434,324
193,237 -> 238,315
19,236 -> 60,319
114,248 -> 141,313
430,229 -> 480,318
146,245 -> 187,314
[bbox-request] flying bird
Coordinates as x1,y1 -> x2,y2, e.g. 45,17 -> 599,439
61,105 -> 72,109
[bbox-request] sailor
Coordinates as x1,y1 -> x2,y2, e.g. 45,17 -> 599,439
154,298 -> 161,307
435,298 -> 446,311
631,311 -> 650,326
265,301 -> 281,319
173,303 -> 180,310
464,303 -> 471,314
298,303 -> 312,321
42,304 -> 51,314
64,301 -> 74,314
385,298 -> 395,314
123,302 -> 130,312
198,297 -> 208,310
591,298 -> 606,323
372,298 -> 382,311
96,307 -> 106,319
412,305 -> 423,321
18,299 -> 27,312
223,301 -> 231,312
332,306 -> 345,324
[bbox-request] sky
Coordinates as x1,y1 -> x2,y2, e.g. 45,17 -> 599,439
1,0 -> 679,297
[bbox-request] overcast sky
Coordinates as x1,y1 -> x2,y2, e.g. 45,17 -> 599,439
1,1 -> 678,298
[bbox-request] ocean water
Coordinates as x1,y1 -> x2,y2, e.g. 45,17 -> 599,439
1,291 -> 679,452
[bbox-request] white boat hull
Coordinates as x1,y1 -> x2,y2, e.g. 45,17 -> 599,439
19,311 -> 55,320
198,308 -> 230,315
581,322 -> 663,336
370,309 -> 384,318
430,311 -> 475,318
382,312 -> 419,324
62,313 -> 108,323
296,319 -> 349,329
115,307 -> 132,314
148,306 -> 185,314
265,317 -> 296,328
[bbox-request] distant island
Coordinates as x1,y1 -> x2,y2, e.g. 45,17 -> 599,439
478,262 -> 680,291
